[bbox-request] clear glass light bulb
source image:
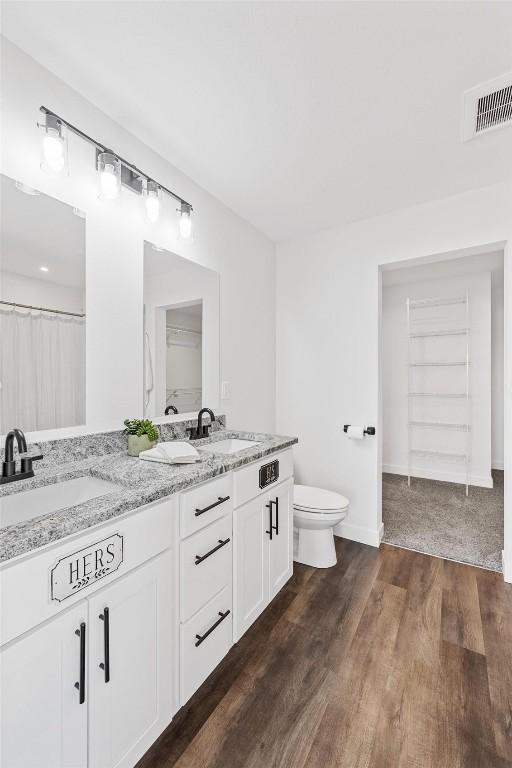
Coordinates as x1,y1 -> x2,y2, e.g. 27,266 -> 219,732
42,132 -> 65,172
100,164 -> 120,200
145,193 -> 160,223
179,210 -> 192,239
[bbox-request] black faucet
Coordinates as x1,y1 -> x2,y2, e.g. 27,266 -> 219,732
187,408 -> 216,440
165,405 -> 178,415
1,428 -> 43,485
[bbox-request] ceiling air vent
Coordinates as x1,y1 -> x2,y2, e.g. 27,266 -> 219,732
462,73 -> 512,141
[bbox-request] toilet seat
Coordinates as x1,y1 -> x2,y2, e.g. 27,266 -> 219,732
293,485 -> 349,514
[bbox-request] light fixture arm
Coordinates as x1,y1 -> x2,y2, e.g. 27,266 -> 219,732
39,105 -> 193,211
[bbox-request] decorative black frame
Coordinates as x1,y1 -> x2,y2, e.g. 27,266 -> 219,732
259,459 -> 280,489
50,533 -> 124,602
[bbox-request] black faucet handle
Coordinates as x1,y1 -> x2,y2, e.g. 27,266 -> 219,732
19,452 -> 43,461
19,452 -> 43,474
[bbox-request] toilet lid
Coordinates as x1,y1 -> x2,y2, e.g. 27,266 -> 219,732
293,485 -> 349,512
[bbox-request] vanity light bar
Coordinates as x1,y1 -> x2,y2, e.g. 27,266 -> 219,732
38,106 -> 193,212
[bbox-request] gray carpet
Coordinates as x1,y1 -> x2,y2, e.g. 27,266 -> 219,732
382,470 -> 504,572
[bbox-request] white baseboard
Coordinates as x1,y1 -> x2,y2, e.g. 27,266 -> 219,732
382,463 -> 494,489
334,520 -> 382,548
503,551 -> 512,584
492,460 -> 504,471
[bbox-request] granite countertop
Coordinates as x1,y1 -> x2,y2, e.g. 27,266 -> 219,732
0,429 -> 297,564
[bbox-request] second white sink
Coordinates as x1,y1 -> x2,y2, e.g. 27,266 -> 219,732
200,438 -> 261,455
0,476 -> 122,529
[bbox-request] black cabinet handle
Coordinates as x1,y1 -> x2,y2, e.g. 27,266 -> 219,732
195,610 -> 230,647
74,622 -> 86,704
99,608 -> 110,683
274,496 -> 279,536
195,538 -> 230,565
265,501 -> 273,540
194,495 -> 230,517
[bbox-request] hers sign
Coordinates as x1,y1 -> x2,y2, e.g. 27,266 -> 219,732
51,533 -> 124,602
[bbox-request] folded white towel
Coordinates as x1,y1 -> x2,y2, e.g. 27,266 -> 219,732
139,441 -> 202,465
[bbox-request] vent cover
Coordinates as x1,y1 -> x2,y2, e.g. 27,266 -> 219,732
463,73 -> 512,141
476,85 -> 512,133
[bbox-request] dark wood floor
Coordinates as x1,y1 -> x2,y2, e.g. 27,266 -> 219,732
137,540 -> 512,768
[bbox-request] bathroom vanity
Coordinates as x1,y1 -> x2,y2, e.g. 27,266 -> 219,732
0,423 -> 297,768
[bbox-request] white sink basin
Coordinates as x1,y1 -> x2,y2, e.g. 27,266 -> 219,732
0,476 -> 121,529
200,438 -> 261,455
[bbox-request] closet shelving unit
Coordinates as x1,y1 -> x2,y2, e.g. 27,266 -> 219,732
406,293 -> 471,496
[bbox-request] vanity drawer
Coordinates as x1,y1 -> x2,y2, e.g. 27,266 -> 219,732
180,475 -> 232,538
180,516 -> 232,622
233,449 -> 293,508
180,585 -> 232,705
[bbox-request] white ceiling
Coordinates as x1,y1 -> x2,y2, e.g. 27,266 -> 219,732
1,175 -> 85,287
2,1 -> 512,242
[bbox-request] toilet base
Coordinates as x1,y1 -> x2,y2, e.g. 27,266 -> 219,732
294,527 -> 337,568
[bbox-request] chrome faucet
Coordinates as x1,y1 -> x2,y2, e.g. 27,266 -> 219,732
1,428 -> 43,485
187,408 -> 216,440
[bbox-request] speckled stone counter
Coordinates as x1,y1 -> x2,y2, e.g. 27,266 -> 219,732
0,424 -> 297,563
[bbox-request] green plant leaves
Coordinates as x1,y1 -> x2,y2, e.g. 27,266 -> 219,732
123,418 -> 159,442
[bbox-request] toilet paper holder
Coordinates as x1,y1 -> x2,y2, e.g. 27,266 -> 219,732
343,425 -> 376,436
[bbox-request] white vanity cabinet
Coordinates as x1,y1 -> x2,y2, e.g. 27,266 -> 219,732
1,601 -> 88,768
0,446 -> 295,768
233,452 -> 294,641
267,477 -> 294,600
88,550 -> 173,768
178,475 -> 234,705
0,497 -> 175,768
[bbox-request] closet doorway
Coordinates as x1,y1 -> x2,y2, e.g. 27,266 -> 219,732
165,303 -> 203,414
381,248 -> 504,572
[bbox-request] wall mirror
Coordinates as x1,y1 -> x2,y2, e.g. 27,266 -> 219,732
143,242 -> 220,419
0,174 -> 86,434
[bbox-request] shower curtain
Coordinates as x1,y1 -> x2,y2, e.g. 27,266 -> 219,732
0,308 -> 85,432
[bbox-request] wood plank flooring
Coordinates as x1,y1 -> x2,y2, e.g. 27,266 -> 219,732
137,540 -> 512,768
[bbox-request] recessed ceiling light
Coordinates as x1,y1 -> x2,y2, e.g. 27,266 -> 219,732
40,266 -> 49,272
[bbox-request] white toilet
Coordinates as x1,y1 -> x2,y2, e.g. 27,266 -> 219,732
293,484 -> 349,568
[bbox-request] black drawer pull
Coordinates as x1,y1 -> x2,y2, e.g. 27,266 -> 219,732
265,501 -> 273,540
194,495 -> 230,517
195,610 -> 230,647
74,622 -> 86,704
99,607 -> 110,683
195,538 -> 231,565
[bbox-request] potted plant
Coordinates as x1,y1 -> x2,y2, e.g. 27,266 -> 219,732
123,418 -> 159,457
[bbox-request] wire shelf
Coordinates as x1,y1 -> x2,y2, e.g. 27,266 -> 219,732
409,449 -> 468,461
406,291 -> 471,496
409,361 -> 469,367
408,328 -> 469,338
409,421 -> 471,431
408,392 -> 470,398
409,296 -> 467,309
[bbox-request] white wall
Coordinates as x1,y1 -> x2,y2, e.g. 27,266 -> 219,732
276,181 -> 512,581
0,38 -> 276,437
492,269 -> 505,470
382,272 -> 492,487
1,270 -> 84,314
